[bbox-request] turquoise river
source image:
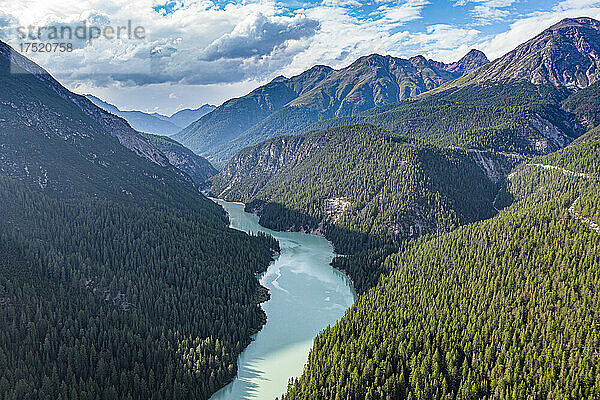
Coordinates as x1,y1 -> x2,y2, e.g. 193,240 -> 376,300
210,200 -> 356,400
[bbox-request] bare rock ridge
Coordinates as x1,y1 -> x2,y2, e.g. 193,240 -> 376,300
458,17 -> 600,89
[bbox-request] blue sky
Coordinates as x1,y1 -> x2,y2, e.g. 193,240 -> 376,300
1,0 -> 600,114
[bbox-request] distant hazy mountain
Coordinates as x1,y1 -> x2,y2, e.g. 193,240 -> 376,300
85,94 -> 182,136
167,105 -> 217,128
175,50 -> 489,165
85,94 -> 215,136
141,133 -> 217,187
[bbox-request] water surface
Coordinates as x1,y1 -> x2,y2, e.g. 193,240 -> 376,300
210,200 -> 356,400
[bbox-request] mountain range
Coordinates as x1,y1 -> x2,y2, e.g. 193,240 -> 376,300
179,17 -> 600,167
211,18 -> 600,256
175,49 -> 489,165
85,94 -> 215,137
2,12 -> 600,400
300,17 -> 600,155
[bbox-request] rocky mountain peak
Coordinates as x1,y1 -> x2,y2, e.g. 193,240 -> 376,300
548,16 -> 600,31
460,17 -> 600,89
270,75 -> 288,83
408,55 -> 428,67
350,54 -> 392,68
445,49 -> 489,75
0,40 -> 169,166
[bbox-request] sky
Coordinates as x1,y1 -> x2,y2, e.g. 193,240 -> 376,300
1,0 -> 600,115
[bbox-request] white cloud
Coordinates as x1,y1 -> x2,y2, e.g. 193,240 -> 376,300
400,24 -> 482,62
376,0 -> 430,23
199,12 -> 319,61
0,0 -> 320,86
0,0 -> 434,89
273,0 -> 430,76
480,0 -> 600,59
454,0 -> 517,25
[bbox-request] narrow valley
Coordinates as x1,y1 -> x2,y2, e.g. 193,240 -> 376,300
210,200 -> 355,400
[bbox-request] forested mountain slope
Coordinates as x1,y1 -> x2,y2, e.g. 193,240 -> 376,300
176,51 -> 488,165
575,125 -> 600,145
501,139 -> 600,212
562,80 -> 600,131
280,138 -> 600,400
308,81 -> 585,155
211,124 -> 520,255
141,133 -> 217,187
304,18 -> 600,156
0,42 -> 278,399
0,177 -> 277,400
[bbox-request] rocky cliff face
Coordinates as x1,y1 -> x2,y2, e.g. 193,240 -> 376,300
442,49 -> 490,76
460,17 -> 600,89
212,135 -> 313,200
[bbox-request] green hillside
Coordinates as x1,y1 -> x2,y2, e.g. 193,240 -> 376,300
0,176 -> 277,400
281,139 -> 600,400
212,124 -> 520,257
0,42 -> 278,399
562,81 -> 600,131
308,82 -> 583,155
574,126 -> 600,145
